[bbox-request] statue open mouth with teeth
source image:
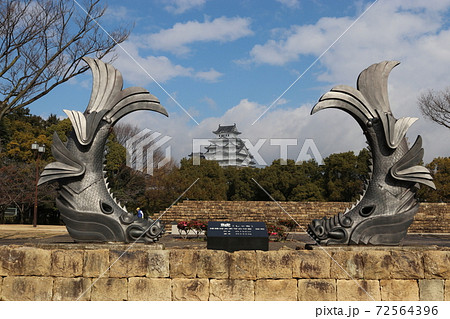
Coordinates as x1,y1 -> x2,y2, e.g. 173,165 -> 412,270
307,61 -> 436,245
38,57 -> 167,243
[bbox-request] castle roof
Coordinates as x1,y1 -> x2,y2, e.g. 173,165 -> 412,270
213,123 -> 241,135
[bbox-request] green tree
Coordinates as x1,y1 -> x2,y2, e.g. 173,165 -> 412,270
143,164 -> 183,216
224,166 -> 259,201
4,127 -> 50,163
289,160 -> 324,201
356,148 -> 371,178
255,159 -> 291,201
255,159 -> 300,201
102,130 -> 149,214
322,151 -> 368,202
46,118 -> 72,143
418,157 -> 450,202
253,159 -> 324,201
177,158 -> 227,200
0,110 -> 61,224
0,108 -> 51,164
105,133 -> 126,174
290,182 -> 324,201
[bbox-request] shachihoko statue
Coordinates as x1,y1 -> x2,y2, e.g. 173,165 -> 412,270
307,61 -> 435,245
38,57 -> 167,243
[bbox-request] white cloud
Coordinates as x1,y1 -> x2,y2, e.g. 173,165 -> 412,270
248,1 -> 448,66
240,0 -> 450,162
104,5 -> 131,21
112,42 -> 193,85
119,98 -> 358,166
195,68 -> 223,82
111,42 -> 224,85
249,17 -> 351,65
202,96 -> 217,109
68,77 -> 91,89
276,0 -> 300,9
164,0 -> 207,14
145,16 -> 253,55
114,0 -> 450,165
120,93 -> 447,168
109,16 -> 252,85
274,98 -> 288,106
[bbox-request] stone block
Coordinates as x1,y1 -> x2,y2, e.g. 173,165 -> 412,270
128,278 -> 171,301
362,250 -> 392,279
419,279 -> 444,301
389,251 -> 424,279
171,278 -> 209,301
423,251 -> 450,279
336,280 -> 381,301
0,246 -> 51,276
91,278 -> 128,301
229,250 -> 257,280
257,251 -> 294,279
109,249 -> 148,277
298,279 -> 336,301
254,279 -> 297,301
147,250 -> 169,278
209,279 -> 254,301
2,276 -> 53,301
363,250 -> 424,280
330,251 -> 363,279
197,250 -> 230,279
0,246 -> 7,276
51,249 -> 83,277
169,250 -> 198,278
83,249 -> 110,278
293,250 -> 330,278
53,277 -> 92,301
380,280 -> 419,301
445,280 -> 450,301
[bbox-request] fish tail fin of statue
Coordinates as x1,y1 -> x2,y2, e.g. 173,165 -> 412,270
307,61 -> 435,246
390,135 -> 436,189
39,57 -> 168,244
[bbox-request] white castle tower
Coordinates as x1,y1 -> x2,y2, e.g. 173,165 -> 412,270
203,124 -> 256,167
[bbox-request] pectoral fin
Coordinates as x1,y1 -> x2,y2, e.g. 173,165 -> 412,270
38,132 -> 85,185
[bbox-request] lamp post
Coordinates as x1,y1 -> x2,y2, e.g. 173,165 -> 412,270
31,141 -> 45,227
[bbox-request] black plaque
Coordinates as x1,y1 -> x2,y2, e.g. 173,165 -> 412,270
207,221 -> 268,252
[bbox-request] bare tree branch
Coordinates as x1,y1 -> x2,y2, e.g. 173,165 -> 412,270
113,123 -> 142,147
112,123 -> 169,173
418,87 -> 450,129
0,0 -> 131,120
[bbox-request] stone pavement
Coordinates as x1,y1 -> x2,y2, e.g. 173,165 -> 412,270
0,225 -> 68,239
1,224 -> 449,250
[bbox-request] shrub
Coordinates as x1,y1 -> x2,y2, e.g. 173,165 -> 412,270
278,219 -> 297,231
177,220 -> 207,238
266,223 -> 288,242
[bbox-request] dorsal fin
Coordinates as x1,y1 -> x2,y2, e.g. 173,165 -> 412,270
357,61 -> 400,114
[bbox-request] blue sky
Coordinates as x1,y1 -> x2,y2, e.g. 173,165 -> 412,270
30,0 -> 450,164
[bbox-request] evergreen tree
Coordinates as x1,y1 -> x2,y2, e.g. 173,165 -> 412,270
418,157 -> 450,202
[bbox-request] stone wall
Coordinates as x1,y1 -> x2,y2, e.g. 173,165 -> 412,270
1,244 -> 449,301
155,201 -> 450,233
